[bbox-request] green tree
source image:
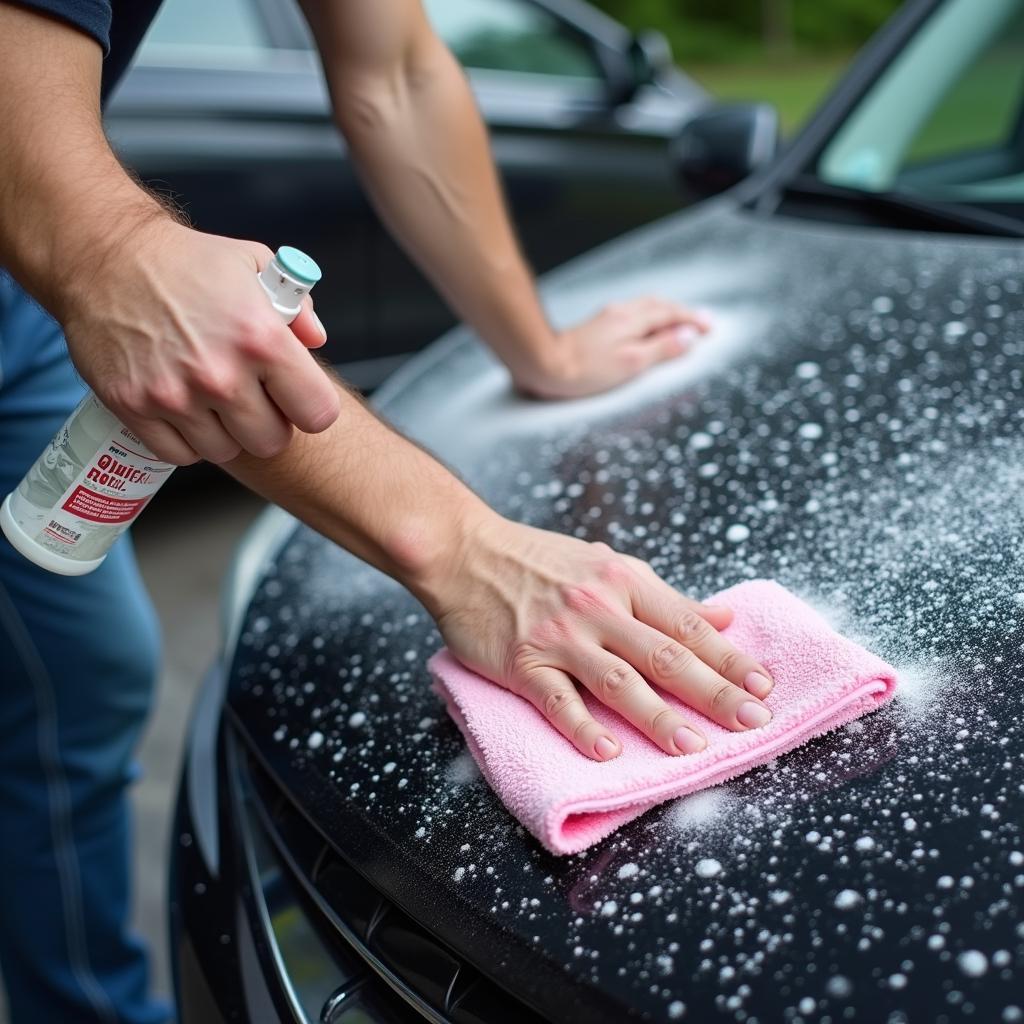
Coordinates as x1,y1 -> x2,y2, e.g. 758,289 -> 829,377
591,0 -> 901,62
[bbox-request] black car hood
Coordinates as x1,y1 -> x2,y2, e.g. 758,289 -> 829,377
227,204 -> 1024,1022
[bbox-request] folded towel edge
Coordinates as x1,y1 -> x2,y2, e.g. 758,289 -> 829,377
543,678 -> 893,854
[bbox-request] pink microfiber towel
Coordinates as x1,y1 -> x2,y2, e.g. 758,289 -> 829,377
429,579 -> 898,855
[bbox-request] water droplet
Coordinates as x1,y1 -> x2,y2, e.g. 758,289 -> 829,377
694,858 -> 722,879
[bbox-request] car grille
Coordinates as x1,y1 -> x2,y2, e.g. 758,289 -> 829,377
233,733 -> 547,1024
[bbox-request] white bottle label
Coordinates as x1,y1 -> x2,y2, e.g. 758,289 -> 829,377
7,394 -> 174,563
2,247 -> 317,574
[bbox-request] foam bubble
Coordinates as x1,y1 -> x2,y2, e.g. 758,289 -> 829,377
958,950 -> 988,977
826,975 -> 853,998
445,750 -> 480,785
834,889 -> 862,909
694,858 -> 722,879
668,788 -> 734,831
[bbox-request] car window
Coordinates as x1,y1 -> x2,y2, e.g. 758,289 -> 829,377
137,0 -> 270,62
904,12 -> 1024,164
423,0 -> 600,78
817,0 -> 1024,208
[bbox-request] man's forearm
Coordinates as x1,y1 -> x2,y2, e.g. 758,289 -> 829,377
223,379 -> 489,611
0,3 -> 167,318
301,2 -> 558,388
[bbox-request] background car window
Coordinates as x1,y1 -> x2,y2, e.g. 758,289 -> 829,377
904,9 -> 1024,164
423,0 -> 600,78
138,0 -> 269,60
817,0 -> 1024,205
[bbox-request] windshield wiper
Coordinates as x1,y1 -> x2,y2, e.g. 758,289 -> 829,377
767,176 -> 1024,238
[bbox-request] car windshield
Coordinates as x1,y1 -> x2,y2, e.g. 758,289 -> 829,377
815,0 -> 1024,223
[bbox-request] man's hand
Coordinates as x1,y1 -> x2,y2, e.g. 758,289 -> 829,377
225,374 -> 773,766
513,297 -> 711,400
0,4 -> 339,467
301,3 -> 714,409
415,512 -> 774,762
62,220 -> 340,465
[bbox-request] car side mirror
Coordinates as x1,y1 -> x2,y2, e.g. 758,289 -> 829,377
595,28 -> 674,108
629,29 -> 674,85
671,103 -> 781,199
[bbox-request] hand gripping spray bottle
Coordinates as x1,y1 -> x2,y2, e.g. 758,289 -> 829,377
0,246 -> 322,576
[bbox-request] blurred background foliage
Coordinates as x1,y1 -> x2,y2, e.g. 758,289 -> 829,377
590,0 -> 904,133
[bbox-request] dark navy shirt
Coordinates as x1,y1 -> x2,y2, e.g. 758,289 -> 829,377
16,0 -> 165,101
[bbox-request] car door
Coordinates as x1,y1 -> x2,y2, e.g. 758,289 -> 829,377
370,0 -> 705,359
107,0 -> 704,385
104,0 -> 376,381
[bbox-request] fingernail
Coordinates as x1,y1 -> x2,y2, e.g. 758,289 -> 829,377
744,671 -> 773,698
676,324 -> 699,344
673,726 -> 706,755
313,310 -> 327,340
737,701 -> 772,729
595,736 -> 618,760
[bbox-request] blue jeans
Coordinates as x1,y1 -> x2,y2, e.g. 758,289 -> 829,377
0,273 -> 170,1024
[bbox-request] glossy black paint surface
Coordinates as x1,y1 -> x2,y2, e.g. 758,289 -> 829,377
225,203 -> 1024,1021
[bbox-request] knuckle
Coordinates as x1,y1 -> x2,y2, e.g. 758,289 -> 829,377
595,556 -> 631,587
716,649 -> 741,679
194,364 -> 240,404
650,640 -> 691,678
509,642 -> 543,681
675,610 -> 710,644
562,584 -> 607,616
539,684 -> 573,720
105,383 -> 144,418
625,554 -> 655,577
598,664 -> 638,702
145,379 -> 189,416
708,681 -> 735,718
570,717 -> 593,744
648,706 -> 677,737
236,317 -> 277,360
532,616 -> 570,649
205,442 -> 243,465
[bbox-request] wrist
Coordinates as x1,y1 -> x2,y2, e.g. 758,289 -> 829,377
508,327 -> 579,398
387,485 -> 498,617
52,192 -> 175,325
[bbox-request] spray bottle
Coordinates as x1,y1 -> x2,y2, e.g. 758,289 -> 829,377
0,245 -> 322,576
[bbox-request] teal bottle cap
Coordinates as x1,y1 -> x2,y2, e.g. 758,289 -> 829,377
275,246 -> 322,285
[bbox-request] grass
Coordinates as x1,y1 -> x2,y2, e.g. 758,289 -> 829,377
687,53 -> 857,136
907,52 -> 1024,161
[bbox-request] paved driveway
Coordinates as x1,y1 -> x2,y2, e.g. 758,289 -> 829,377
131,472 -> 265,1005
